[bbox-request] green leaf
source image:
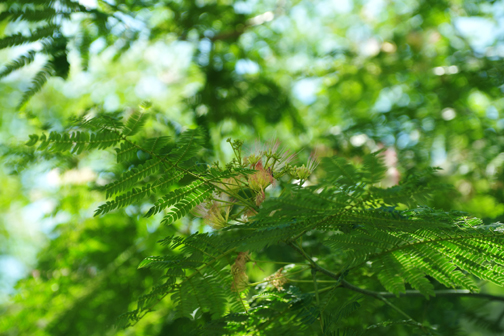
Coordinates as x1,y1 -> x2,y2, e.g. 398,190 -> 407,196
0,24 -> 58,50
123,111 -> 148,136
145,179 -> 212,217
115,141 -> 138,163
17,61 -> 55,109
104,157 -> 163,198
361,150 -> 386,184
27,130 -> 123,153
160,184 -> 213,225
25,134 -> 39,146
0,50 -> 36,79
94,172 -> 184,216
321,157 -> 359,185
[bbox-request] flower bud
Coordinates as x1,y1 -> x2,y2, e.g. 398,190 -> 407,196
296,164 -> 312,180
246,154 -> 261,168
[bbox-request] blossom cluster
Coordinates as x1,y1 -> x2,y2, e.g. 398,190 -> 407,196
193,139 -> 318,229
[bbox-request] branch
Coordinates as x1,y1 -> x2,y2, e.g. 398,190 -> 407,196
341,279 -> 504,303
290,242 -> 504,303
289,242 -> 342,281
312,268 -> 324,330
290,242 -> 420,324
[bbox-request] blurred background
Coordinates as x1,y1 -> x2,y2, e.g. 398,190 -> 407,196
1,0 -> 504,334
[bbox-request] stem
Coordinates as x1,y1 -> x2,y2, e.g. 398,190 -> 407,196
341,278 -> 504,303
208,197 -> 237,205
251,260 -> 300,265
264,156 -> 271,169
291,242 -> 504,304
289,279 -> 340,283
236,291 -> 249,313
270,158 -> 278,172
378,295 -> 416,321
289,243 -> 342,281
248,268 -> 310,287
340,279 -> 421,326
307,284 -> 341,295
312,268 -> 324,331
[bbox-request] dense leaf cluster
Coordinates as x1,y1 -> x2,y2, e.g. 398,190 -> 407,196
21,111 -> 504,335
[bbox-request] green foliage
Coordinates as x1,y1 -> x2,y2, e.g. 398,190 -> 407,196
0,1 -> 94,107
17,61 -> 55,109
94,173 -> 184,216
32,130 -> 122,153
4,0 -> 504,335
0,24 -> 58,50
0,7 -> 66,23
103,157 -> 164,198
20,116 -> 504,334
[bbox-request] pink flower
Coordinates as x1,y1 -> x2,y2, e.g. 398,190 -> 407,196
264,267 -> 288,291
263,139 -> 296,171
192,193 -> 233,229
244,139 -> 296,173
248,161 -> 274,206
248,161 -> 274,191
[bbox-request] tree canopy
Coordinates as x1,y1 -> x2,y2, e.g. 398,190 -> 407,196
2,0 -> 504,335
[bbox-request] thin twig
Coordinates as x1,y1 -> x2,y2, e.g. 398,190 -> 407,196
312,268 -> 324,331
251,260 -> 301,265
341,279 -> 504,303
290,242 -> 504,303
378,295 -> 417,321
289,242 -> 342,280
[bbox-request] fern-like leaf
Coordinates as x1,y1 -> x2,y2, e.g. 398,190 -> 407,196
321,156 -> 359,186
0,24 -> 58,50
123,110 -> 148,137
377,254 -> 406,295
327,222 -> 504,295
167,128 -> 206,166
27,130 -> 123,153
0,8 -> 71,23
137,256 -> 204,270
115,141 -> 138,163
0,50 -> 36,79
144,136 -> 171,153
17,61 -> 55,109
145,179 -> 211,217
94,172 -> 184,216
104,157 -> 163,198
78,111 -> 124,131
160,184 -> 213,225
361,150 -> 387,184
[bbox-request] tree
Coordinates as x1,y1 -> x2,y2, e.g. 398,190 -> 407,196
2,0 -> 504,335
